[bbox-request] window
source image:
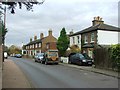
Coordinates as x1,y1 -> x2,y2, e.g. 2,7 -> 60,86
39,43 -> 41,47
84,35 -> 88,43
91,33 -> 95,42
73,37 -> 75,44
33,44 -> 34,48
35,44 -> 37,48
77,36 -> 80,44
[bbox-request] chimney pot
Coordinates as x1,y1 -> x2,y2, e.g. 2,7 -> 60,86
92,16 -> 104,26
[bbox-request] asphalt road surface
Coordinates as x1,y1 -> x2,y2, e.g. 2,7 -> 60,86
10,57 -> 118,88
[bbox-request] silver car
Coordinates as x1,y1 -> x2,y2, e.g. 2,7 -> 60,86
34,53 -> 44,63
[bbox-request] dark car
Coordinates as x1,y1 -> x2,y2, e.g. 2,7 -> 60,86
82,53 -> 94,64
68,53 -> 92,66
15,54 -> 22,58
34,53 -> 44,63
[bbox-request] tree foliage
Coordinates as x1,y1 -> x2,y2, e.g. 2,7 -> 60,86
0,21 -> 7,36
70,45 -> 81,53
8,45 -> 22,55
0,0 -> 45,13
109,44 -> 120,71
57,27 -> 69,56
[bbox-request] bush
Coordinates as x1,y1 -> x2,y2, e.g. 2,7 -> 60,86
109,44 -> 120,71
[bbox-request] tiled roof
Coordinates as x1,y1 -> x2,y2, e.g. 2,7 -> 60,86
70,24 -> 120,36
25,36 -> 48,46
25,39 -> 41,46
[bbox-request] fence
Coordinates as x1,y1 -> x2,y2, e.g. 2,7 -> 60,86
94,47 -> 115,70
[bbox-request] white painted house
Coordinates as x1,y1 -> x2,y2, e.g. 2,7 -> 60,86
69,16 -> 120,58
69,34 -> 81,49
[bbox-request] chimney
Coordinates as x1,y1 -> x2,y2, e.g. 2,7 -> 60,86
40,33 -> 44,39
70,30 -> 74,35
30,38 -> 32,42
92,16 -> 104,26
48,29 -> 52,36
34,35 -> 37,41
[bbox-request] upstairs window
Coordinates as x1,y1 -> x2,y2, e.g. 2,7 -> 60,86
84,35 -> 88,43
73,37 -> 75,44
77,36 -> 80,44
91,33 -> 95,42
39,43 -> 41,47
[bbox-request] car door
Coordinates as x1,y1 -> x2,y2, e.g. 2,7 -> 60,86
75,53 -> 81,64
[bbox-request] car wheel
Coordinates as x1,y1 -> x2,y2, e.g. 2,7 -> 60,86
45,61 -> 48,65
68,60 -> 72,64
55,63 -> 59,65
35,59 -> 37,62
79,61 -> 82,66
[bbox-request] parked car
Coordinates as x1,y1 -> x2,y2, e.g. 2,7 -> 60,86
82,53 -> 94,64
15,54 -> 22,58
34,53 -> 44,62
42,50 -> 59,65
68,53 -> 92,66
4,52 -> 8,59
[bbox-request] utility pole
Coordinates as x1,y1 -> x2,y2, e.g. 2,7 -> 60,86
0,5 -> 6,62
3,6 -> 6,62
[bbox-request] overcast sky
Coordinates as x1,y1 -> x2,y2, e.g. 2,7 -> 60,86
4,0 -> 119,47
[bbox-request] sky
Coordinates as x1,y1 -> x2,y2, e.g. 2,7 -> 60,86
3,0 -> 119,47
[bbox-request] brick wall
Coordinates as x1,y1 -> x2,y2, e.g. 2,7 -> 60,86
41,35 -> 57,52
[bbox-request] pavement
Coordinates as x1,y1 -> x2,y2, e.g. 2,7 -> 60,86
60,63 -> 120,79
2,59 -> 32,88
2,58 -> 120,88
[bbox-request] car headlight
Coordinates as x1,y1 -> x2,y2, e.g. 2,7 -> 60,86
82,60 -> 86,62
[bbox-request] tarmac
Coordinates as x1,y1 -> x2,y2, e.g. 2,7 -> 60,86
1,58 -> 120,89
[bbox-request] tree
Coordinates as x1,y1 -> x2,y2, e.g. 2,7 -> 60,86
0,0 -> 45,13
70,45 -> 81,53
57,27 -> 69,56
8,45 -> 22,55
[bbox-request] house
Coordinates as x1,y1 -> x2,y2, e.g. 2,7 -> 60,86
69,16 -> 120,58
24,30 -> 57,56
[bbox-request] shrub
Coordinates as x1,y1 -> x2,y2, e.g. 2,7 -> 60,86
109,44 -> 120,71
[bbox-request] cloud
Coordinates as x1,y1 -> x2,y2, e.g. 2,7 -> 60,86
5,0 -> 118,47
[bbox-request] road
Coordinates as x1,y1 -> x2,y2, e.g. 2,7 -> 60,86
10,57 -> 118,88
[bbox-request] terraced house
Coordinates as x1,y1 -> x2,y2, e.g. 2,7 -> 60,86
24,30 -> 57,57
69,16 -> 120,58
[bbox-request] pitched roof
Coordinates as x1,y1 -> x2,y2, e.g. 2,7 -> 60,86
25,39 -> 42,46
25,36 -> 48,46
70,24 -> 120,36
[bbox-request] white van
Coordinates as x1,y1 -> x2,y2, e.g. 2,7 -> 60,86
4,52 -> 8,59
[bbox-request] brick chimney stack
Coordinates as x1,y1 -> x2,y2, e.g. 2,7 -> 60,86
92,16 -> 104,26
34,35 -> 37,41
40,33 -> 44,39
48,29 -> 52,36
30,38 -> 32,42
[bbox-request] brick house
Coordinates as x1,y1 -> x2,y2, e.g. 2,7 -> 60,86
24,30 -> 57,56
69,16 -> 120,58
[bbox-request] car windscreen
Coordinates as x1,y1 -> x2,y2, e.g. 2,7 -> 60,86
38,53 -> 44,57
82,53 -> 92,60
78,54 -> 86,59
49,52 -> 57,57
